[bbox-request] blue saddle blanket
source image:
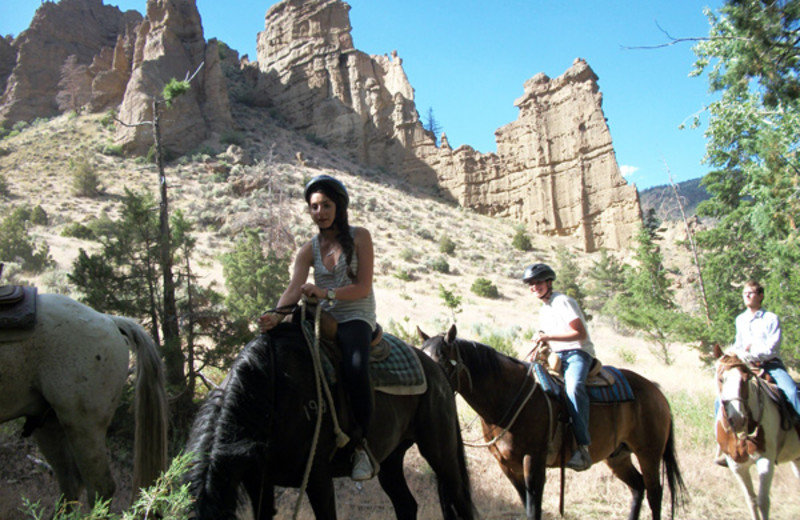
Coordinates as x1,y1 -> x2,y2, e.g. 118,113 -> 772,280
533,363 -> 635,403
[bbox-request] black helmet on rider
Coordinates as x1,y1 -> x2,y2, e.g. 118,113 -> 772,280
522,263 -> 556,284
304,175 -> 349,209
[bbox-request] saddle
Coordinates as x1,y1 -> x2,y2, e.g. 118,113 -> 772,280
529,344 -> 635,403
0,284 -> 37,329
752,368 -> 800,432
530,343 -> 616,387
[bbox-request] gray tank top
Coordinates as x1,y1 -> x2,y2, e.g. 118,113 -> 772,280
312,228 -> 376,330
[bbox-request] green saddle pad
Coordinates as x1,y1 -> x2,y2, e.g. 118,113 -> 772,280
301,322 -> 427,395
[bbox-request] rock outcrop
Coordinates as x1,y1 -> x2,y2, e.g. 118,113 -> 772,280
0,0 -> 141,126
428,59 -> 641,251
256,0 -> 438,188
255,1 -> 639,250
115,0 -> 232,155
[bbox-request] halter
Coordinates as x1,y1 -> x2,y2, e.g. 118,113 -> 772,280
442,337 -> 544,448
717,356 -> 765,438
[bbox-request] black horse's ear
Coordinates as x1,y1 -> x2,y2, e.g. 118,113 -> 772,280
417,326 -> 429,341
446,324 -> 457,343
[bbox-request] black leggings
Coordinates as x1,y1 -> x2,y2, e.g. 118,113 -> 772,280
336,320 -> 373,438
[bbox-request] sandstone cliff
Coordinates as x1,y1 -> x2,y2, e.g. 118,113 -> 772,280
254,0 -> 640,250
0,0 -> 141,125
115,0 -> 232,154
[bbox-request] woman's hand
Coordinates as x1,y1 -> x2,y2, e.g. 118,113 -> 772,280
258,312 -> 282,332
301,283 -> 325,300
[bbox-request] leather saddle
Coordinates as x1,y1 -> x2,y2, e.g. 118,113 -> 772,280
0,285 -> 37,329
531,343 -> 616,387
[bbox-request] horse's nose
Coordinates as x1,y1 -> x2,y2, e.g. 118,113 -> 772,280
723,401 -> 747,431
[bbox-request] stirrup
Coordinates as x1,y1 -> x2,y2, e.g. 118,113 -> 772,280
351,448 -> 375,481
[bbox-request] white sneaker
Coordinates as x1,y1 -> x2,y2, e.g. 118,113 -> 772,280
566,445 -> 592,471
351,448 -> 375,481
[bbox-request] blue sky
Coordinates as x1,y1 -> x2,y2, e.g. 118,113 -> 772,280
1,1 -> 722,190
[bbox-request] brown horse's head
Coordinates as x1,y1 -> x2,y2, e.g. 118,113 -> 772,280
715,351 -> 755,434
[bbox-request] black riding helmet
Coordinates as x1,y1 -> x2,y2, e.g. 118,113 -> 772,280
522,263 -> 556,284
304,175 -> 349,209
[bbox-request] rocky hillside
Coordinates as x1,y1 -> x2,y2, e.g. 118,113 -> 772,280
0,0 -> 641,252
639,177 -> 709,222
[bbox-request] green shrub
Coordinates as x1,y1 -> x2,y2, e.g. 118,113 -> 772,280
400,248 -> 416,262
101,143 -> 124,156
99,109 -> 117,128
393,269 -> 413,281
471,277 -> 499,298
439,234 -> 456,255
480,331 -> 518,357
31,205 -> 48,226
220,130 -> 245,146
512,226 -> 532,251
70,156 -> 100,197
61,221 -> 96,240
0,173 -> 8,197
0,208 -> 53,273
428,256 -> 450,274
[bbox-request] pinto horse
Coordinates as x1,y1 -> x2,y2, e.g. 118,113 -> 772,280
0,293 -> 168,505
186,320 -> 475,519
419,324 -> 685,520
713,344 -> 800,520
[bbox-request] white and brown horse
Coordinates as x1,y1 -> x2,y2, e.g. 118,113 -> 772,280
0,293 -> 168,506
714,344 -> 800,520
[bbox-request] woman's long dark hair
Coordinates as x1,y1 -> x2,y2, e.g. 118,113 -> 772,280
311,185 -> 356,280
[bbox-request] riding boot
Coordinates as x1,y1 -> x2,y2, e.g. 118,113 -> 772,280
566,445 -> 591,471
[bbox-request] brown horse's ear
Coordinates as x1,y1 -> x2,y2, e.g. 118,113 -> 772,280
446,324 -> 457,343
712,343 -> 723,359
417,326 -> 429,342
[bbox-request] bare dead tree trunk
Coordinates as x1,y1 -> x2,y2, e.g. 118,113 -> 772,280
666,167 -> 711,324
153,99 -> 183,388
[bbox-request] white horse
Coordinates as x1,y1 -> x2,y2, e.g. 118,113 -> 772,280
714,344 -> 800,520
0,293 -> 168,506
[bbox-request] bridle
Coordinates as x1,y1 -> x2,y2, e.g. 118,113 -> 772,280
434,336 -> 544,449
717,358 -> 765,437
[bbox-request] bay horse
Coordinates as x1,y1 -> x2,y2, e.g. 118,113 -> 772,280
419,324 -> 685,520
713,344 -> 800,520
0,293 -> 168,505
186,319 -> 475,519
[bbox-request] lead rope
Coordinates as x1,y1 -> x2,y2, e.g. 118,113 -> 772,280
463,360 -> 542,448
293,299 -> 350,519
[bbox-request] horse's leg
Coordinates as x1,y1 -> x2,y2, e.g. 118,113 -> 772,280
377,443 -> 417,520
305,475 -> 337,520
604,449 -> 645,520
729,461 -> 760,520
242,470 -> 275,520
31,414 -> 85,504
59,419 -> 116,503
755,457 -> 774,520
522,453 -> 546,520
637,452 -> 664,520
415,423 -> 474,519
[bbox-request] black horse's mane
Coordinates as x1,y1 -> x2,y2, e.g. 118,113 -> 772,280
187,324 -> 306,518
453,336 -> 526,379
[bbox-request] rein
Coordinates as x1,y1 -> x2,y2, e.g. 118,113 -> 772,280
293,298 -> 349,520
453,340 -> 549,449
718,359 -> 765,439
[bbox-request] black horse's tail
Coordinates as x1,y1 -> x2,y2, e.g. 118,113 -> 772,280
442,425 -> 477,520
186,334 -> 275,519
663,418 -> 687,520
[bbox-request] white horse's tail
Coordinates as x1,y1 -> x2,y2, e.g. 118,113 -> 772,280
110,316 -> 169,499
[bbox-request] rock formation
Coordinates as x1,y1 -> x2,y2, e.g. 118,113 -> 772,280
256,0 -> 438,187
114,0 -> 232,155
0,0 -> 141,126
255,1 -> 640,250
428,60 -> 641,251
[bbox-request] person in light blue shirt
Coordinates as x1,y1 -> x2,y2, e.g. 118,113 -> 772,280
730,280 -> 800,420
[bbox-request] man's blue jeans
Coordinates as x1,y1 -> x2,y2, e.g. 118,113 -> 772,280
557,349 -> 592,446
761,358 -> 800,418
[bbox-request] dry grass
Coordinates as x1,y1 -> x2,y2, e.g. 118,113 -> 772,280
2,111 -> 800,519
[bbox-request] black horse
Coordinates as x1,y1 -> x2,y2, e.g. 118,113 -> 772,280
187,322 -> 475,519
